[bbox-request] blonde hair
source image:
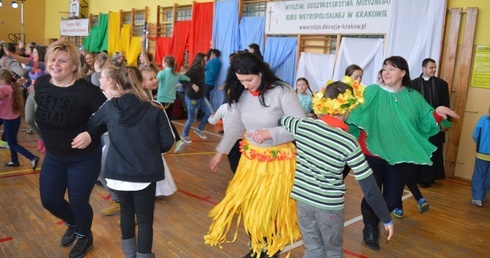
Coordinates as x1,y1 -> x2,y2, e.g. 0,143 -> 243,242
45,40 -> 83,80
101,65 -> 119,91
0,69 -> 24,115
117,66 -> 163,109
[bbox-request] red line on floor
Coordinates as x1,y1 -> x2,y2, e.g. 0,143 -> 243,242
0,236 -> 13,242
56,220 -> 65,225
104,194 -> 112,200
344,249 -> 369,258
0,171 -> 39,179
178,189 -> 218,205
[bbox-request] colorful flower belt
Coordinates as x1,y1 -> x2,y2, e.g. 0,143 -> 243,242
239,138 -> 296,162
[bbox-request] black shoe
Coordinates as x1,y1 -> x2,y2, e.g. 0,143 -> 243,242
31,156 -> 40,171
420,183 -> 431,188
5,161 -> 20,167
95,180 -> 103,187
61,225 -> 77,247
243,250 -> 278,258
363,224 -> 380,250
69,233 -> 93,258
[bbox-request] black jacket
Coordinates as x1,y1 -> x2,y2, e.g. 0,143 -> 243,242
89,94 -> 175,182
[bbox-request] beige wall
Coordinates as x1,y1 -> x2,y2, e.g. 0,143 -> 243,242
0,0 -> 46,44
446,0 -> 490,180
44,0 -> 208,40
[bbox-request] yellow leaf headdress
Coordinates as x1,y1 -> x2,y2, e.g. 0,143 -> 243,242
312,76 -> 365,116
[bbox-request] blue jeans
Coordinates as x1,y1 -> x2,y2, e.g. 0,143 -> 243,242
182,95 -> 213,137
114,182 -> 156,254
297,201 -> 344,258
39,146 -> 102,236
3,116 -> 35,163
471,158 -> 490,201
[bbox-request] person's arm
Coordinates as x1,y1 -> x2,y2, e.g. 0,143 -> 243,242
208,104 -> 226,125
2,48 -> 30,66
140,37 -> 151,67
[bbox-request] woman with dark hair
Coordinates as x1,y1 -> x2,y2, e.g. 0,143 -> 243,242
180,53 -> 213,144
205,53 -> 305,257
346,56 -> 459,251
345,64 -> 363,83
3,44 -> 48,153
248,43 -> 263,61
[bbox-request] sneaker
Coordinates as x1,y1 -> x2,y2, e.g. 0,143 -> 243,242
69,233 -> 93,258
417,198 -> 430,213
5,161 -> 20,167
193,128 -> 207,139
173,140 -> 185,153
101,201 -> 120,216
31,156 -> 40,171
26,126 -> 33,134
61,224 -> 77,247
471,199 -> 483,207
0,140 -> 8,148
181,136 -> 192,144
391,208 -> 403,219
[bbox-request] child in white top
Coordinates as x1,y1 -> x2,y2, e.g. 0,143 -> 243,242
208,103 -> 242,173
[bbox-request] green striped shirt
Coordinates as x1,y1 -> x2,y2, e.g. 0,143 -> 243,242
281,116 -> 373,210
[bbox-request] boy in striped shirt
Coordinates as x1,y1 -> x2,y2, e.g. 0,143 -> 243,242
280,79 -> 394,257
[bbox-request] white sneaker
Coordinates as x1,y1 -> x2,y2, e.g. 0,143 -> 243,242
173,140 -> 184,153
193,128 -> 207,139
181,136 -> 192,144
471,199 -> 483,207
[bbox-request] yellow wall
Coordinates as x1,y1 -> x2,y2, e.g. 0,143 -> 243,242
0,0 -> 45,44
44,0 -> 209,41
447,0 -> 490,180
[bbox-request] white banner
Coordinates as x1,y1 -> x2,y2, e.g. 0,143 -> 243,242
60,19 -> 89,36
265,0 -> 393,35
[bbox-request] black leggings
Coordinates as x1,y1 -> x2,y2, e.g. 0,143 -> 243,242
114,182 -> 156,254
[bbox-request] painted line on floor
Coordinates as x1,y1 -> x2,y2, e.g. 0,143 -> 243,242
56,220 -> 65,225
178,189 -> 218,205
172,122 -> 224,138
0,236 -> 13,243
284,191 -> 413,253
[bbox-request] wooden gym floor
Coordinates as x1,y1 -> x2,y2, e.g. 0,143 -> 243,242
0,120 -> 488,257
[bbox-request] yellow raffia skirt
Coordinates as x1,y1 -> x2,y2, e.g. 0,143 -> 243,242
204,139 -> 301,256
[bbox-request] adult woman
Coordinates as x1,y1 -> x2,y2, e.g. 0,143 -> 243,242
346,56 -> 459,250
89,66 -> 174,258
35,40 -> 107,258
181,53 -> 213,143
205,53 -> 305,257
345,64 -> 363,83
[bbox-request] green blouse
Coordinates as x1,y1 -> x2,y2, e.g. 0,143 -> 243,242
347,84 -> 440,165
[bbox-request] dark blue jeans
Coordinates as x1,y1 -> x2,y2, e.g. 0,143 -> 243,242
114,182 -> 156,254
39,146 -> 101,236
182,96 -> 213,137
3,116 -> 35,163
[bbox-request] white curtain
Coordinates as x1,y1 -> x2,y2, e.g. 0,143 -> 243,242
333,38 -> 385,85
385,0 -> 446,79
296,52 -> 335,93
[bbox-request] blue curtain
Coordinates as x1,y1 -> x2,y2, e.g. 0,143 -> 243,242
238,16 -> 265,51
264,37 -> 298,86
210,0 -> 240,110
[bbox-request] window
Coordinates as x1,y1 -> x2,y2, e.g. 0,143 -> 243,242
242,1 -> 267,17
176,6 -> 192,21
